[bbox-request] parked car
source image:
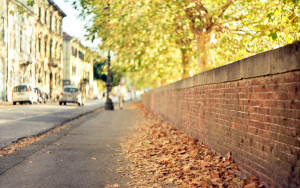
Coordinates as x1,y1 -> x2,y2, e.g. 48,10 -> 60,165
34,87 -> 46,103
12,84 -> 38,105
59,86 -> 84,106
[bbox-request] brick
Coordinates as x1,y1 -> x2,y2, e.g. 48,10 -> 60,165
277,83 -> 298,92
252,85 -> 266,92
263,130 -> 271,139
143,63 -> 299,187
272,92 -> 289,100
249,100 -> 260,106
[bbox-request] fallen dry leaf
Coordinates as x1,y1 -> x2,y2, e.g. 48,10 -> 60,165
244,182 -> 257,188
116,169 -> 125,173
105,184 -> 120,188
118,102 -> 264,188
0,124 -> 71,156
90,157 -> 97,160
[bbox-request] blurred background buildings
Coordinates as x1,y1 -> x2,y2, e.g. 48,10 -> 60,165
0,0 -> 96,101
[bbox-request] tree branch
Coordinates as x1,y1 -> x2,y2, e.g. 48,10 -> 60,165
217,15 -> 245,26
196,0 -> 208,14
218,0 -> 234,18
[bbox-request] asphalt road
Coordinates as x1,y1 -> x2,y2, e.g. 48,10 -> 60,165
0,98 -> 118,148
0,102 -> 140,187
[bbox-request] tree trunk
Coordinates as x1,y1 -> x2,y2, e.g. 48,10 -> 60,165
181,49 -> 189,79
197,31 -> 211,72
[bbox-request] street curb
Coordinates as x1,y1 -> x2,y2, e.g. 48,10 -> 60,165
0,106 -> 104,176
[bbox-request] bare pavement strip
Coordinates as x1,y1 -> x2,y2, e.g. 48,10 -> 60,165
0,103 -> 141,188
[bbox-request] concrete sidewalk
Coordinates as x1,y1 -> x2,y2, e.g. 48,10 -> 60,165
0,103 -> 141,188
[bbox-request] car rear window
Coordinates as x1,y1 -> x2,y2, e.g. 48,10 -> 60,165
64,87 -> 78,93
13,85 -> 28,92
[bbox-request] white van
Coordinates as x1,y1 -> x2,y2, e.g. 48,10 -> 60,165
12,84 -> 38,105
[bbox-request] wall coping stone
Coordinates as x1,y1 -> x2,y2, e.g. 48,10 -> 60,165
151,41 -> 299,92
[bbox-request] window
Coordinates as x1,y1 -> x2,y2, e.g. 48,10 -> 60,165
20,30 -> 22,52
38,8 -> 41,21
50,13 -> 52,30
45,10 -> 47,24
72,66 -> 76,75
55,19 -> 57,32
30,37 -> 32,53
44,40 -> 47,56
13,85 -> 27,92
50,41 -> 52,58
64,87 -> 78,93
79,51 -> 84,60
1,13 -> 4,40
72,47 -> 78,57
38,37 -> 41,53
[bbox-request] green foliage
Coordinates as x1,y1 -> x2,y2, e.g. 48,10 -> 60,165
75,0 -> 299,88
96,79 -> 106,91
93,61 -> 105,80
93,55 -> 125,87
26,0 -> 35,7
93,55 -> 107,81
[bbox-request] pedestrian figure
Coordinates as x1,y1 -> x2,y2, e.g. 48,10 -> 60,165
117,81 -> 126,109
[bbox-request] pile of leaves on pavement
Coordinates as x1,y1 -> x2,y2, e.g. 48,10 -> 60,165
117,102 -> 264,188
0,124 -> 71,157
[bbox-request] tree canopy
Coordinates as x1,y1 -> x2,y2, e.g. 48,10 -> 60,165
73,0 -> 299,88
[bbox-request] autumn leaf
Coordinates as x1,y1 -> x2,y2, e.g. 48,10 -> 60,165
118,102 -> 264,187
116,169 -> 125,173
0,124 -> 70,156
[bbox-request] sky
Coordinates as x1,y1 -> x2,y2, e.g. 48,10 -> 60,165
52,0 -> 101,49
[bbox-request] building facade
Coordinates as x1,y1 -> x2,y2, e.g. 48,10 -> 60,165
0,0 -> 66,101
5,0 -> 36,102
34,0 -> 66,100
63,32 -> 94,97
0,0 -> 6,100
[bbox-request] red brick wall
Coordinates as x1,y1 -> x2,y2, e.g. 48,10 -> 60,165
142,42 -> 300,187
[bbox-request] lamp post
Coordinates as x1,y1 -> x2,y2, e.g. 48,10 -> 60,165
104,50 -> 114,110
104,3 -> 114,110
